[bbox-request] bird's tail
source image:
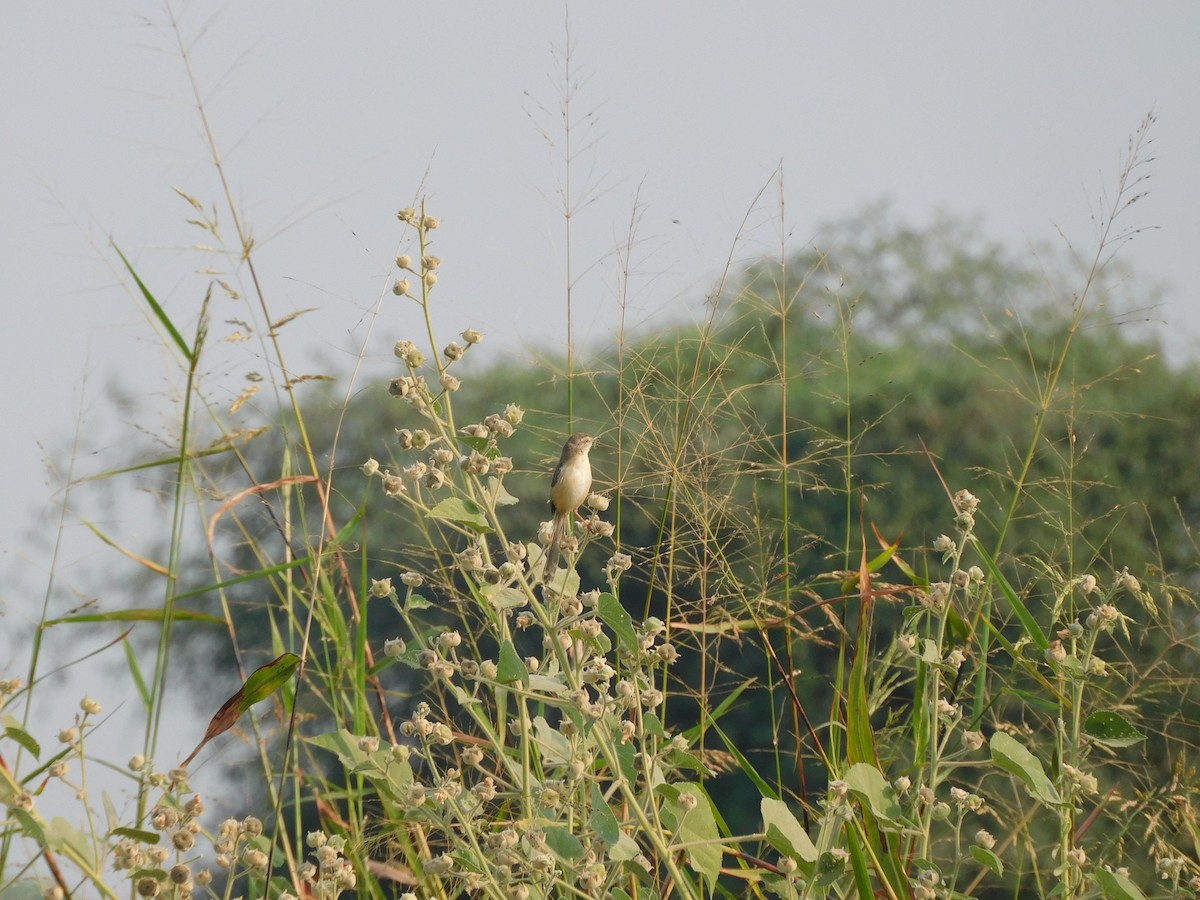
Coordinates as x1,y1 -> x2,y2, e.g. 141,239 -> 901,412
542,513 -> 569,580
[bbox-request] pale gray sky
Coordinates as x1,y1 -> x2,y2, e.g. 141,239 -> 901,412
2,3 -> 1198,627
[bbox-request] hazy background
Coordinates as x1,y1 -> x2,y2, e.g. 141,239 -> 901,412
1,2 -> 1197,668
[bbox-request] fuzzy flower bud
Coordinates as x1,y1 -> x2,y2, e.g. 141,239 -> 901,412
462,328 -> 483,344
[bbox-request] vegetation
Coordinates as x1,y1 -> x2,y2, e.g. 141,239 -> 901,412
1,19 -> 1197,900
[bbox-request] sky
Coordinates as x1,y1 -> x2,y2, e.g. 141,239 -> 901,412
1,2 -> 1197,767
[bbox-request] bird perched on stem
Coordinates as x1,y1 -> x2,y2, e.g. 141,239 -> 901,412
543,433 -> 595,580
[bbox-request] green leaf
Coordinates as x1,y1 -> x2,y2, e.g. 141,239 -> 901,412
761,798 -> 818,865
180,653 -> 301,767
661,783 -> 721,893
482,586 -> 528,610
111,827 -> 161,844
426,498 -> 490,533
484,477 -> 520,507
4,724 -> 40,758
532,717 -> 572,766
1084,711 -> 1146,748
46,817 -> 95,866
844,763 -> 904,822
970,844 -> 1004,877
543,826 -> 585,861
591,784 -> 621,847
1093,866 -> 1148,900
44,608 -> 224,626
597,593 -> 638,653
12,809 -> 46,845
974,540 -> 1049,651
496,640 -> 529,686
989,731 -> 1060,805
114,244 -> 192,361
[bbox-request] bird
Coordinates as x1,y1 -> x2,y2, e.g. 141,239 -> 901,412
543,432 -> 595,580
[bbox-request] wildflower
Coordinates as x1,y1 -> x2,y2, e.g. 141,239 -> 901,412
1066,847 -> 1087,867
457,546 -> 483,571
242,816 -> 264,835
136,877 -> 160,898
0,678 -> 22,695
80,697 -> 101,715
504,403 -> 525,424
893,776 -> 911,794
358,735 -> 380,753
587,492 -> 610,511
587,516 -> 614,538
128,754 -> 145,771
382,474 -> 405,497
422,254 -> 442,271
168,864 -> 191,885
439,372 -> 461,392
968,565 -> 985,583
945,648 -> 966,668
1119,569 -> 1141,593
59,727 -> 78,744
462,328 -> 483,344
607,552 -> 633,574
951,569 -> 970,589
392,278 -> 411,297
384,638 -> 405,658
953,489 -> 979,513
402,461 -> 428,480
396,254 -> 412,269
473,776 -> 497,802
425,468 -> 447,489
1044,640 -> 1068,664
369,578 -> 393,598
1080,574 -> 1098,594
961,730 -> 986,751
397,207 -> 417,223
932,534 -> 955,553
492,456 -> 514,475
465,451 -> 489,475
172,830 -> 195,851
444,341 -> 465,361
896,633 -> 917,653
975,830 -> 995,849
936,698 -> 958,718
828,780 -> 849,800
485,415 -> 514,437
401,571 -> 424,588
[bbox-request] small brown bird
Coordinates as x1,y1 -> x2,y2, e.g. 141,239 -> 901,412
543,433 -> 595,579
